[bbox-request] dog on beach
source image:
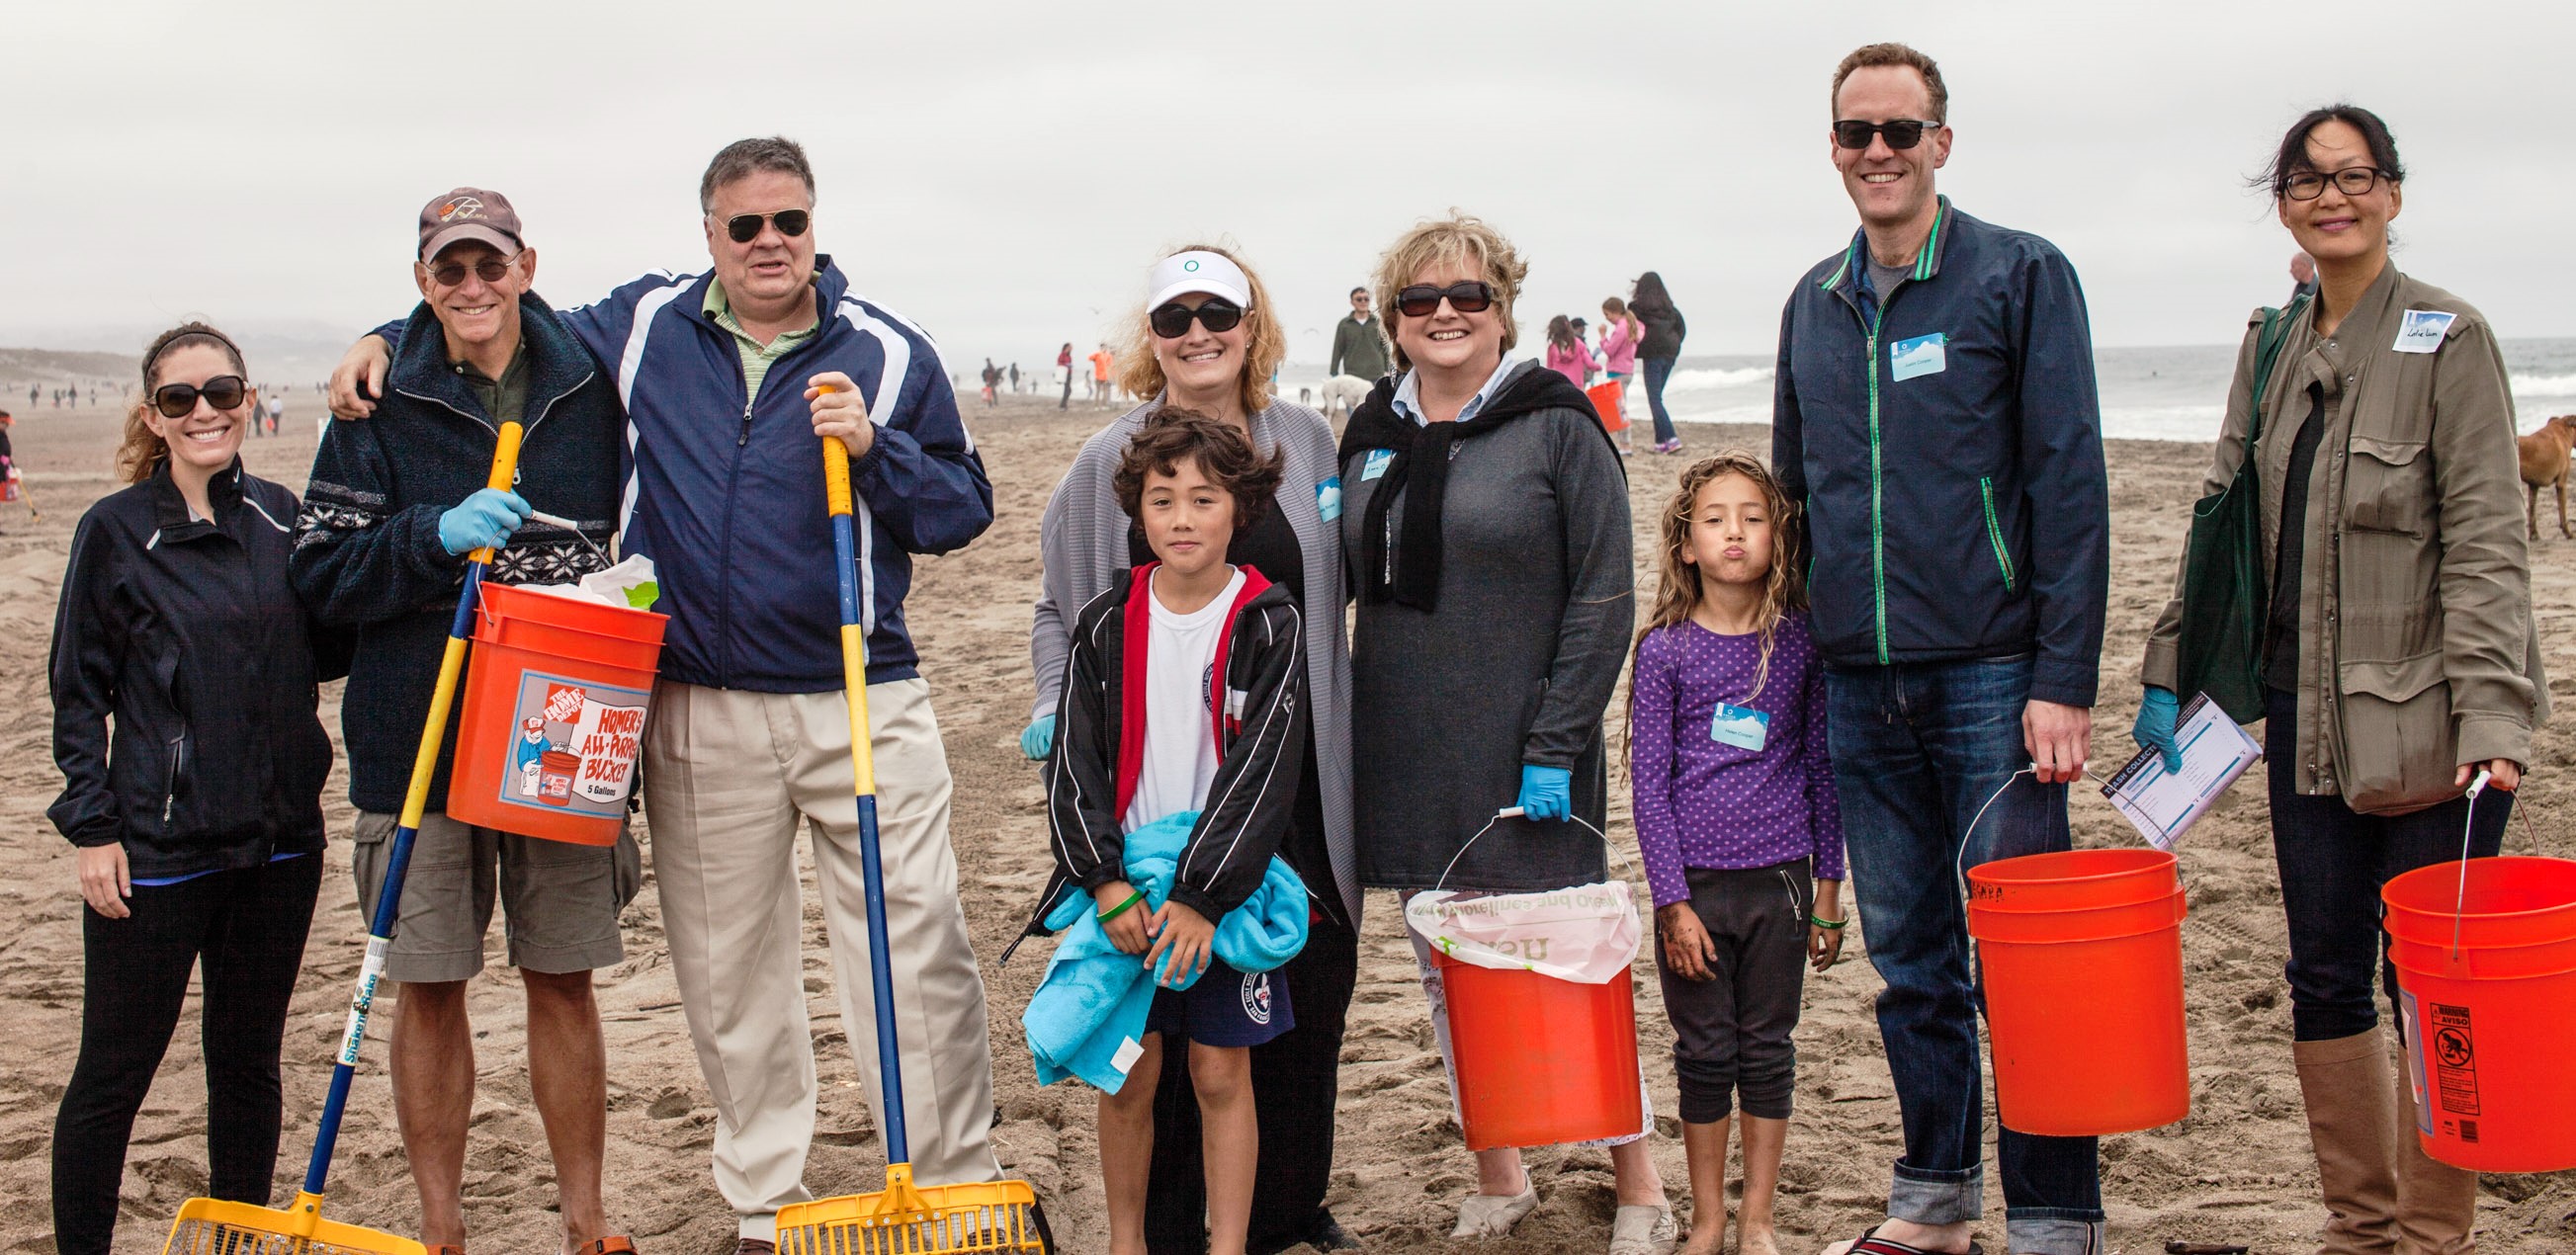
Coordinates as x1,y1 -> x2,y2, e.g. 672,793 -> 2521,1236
2517,414 -> 2576,541
1312,374 -> 1374,419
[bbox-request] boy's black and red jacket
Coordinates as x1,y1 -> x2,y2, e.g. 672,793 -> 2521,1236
1031,562 -> 1308,933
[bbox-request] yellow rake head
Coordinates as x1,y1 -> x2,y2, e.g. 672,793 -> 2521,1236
774,1165 -> 1043,1255
164,1193 -> 427,1255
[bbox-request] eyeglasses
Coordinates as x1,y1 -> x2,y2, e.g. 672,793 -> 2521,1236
151,375 -> 247,418
1395,282 -> 1495,318
723,209 -> 811,243
2283,168 -> 2391,201
1833,119 -> 1943,150
426,252 -> 522,287
1149,297 -> 1245,339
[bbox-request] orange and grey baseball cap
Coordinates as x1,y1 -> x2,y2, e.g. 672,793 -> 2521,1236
417,188 -> 523,261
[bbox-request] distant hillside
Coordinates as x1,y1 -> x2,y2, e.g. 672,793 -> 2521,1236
0,347 -> 138,387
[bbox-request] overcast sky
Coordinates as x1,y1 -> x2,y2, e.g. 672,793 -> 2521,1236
4,1 -> 2564,374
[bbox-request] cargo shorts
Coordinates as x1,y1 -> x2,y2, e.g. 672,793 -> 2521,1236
352,809 -> 642,983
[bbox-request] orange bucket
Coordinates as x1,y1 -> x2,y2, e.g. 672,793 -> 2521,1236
2382,855 -> 2576,1172
446,582 -> 666,846
1967,848 -> 2190,1136
1433,955 -> 1643,1150
1585,380 -> 1627,433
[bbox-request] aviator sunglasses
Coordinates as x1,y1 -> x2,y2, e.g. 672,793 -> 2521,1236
1149,297 -> 1245,339
724,209 -> 811,243
1833,119 -> 1942,150
152,375 -> 248,418
1394,281 -> 1495,318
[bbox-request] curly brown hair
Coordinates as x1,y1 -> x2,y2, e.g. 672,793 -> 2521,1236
1112,408 -> 1285,535
118,321 -> 248,484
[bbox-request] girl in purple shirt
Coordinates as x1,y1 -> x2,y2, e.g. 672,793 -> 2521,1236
1628,452 -> 1846,1255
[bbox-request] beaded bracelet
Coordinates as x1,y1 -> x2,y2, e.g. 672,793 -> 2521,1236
1811,914 -> 1847,929
1097,889 -> 1148,924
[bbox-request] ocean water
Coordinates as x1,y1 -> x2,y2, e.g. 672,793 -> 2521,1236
1285,338 -> 2576,444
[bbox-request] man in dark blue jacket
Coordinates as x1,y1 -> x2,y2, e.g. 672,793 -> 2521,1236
331,139 -> 1001,1253
293,189 -> 637,1255
1777,45 -> 2110,1255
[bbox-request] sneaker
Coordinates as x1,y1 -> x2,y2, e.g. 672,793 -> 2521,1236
1654,439 -> 1684,455
1608,1204 -> 1677,1255
1452,1184 -> 1539,1239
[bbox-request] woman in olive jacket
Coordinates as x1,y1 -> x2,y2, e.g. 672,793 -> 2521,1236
2137,108 -> 2543,1255
47,324 -> 348,1255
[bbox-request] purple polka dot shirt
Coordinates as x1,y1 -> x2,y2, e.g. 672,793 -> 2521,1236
1628,612 -> 1846,908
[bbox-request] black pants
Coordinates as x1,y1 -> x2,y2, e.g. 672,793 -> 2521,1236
1656,859 -> 1811,1123
53,854 -> 322,1255
2264,687 -> 2511,1043
1143,910 -> 1357,1255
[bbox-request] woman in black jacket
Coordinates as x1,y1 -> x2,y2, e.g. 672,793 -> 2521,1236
47,323 -> 347,1255
1632,271 -> 1688,455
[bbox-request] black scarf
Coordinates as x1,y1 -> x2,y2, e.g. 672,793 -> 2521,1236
1337,361 -> 1618,611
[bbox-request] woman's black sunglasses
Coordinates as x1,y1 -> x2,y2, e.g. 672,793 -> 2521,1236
1395,282 -> 1494,318
1833,119 -> 1941,150
152,375 -> 247,418
724,209 -> 812,243
1149,297 -> 1245,339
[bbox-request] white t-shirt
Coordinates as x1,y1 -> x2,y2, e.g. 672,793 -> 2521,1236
1122,566 -> 1245,833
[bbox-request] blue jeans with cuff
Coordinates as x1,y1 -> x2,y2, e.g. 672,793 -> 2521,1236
1827,655 -> 2105,1255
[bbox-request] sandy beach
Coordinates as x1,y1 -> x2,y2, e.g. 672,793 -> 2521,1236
0,388 -> 2570,1255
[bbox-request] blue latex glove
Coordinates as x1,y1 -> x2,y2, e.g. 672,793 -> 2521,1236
438,488 -> 530,555
1517,764 -> 1574,822
1020,714 -> 1055,762
2131,686 -> 2184,773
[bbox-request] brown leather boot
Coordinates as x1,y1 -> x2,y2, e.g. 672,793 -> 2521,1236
2391,1048 -> 2477,1254
2293,1033 -> 2401,1254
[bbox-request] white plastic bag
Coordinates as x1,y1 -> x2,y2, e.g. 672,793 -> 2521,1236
517,554 -> 659,611
1405,880 -> 1642,985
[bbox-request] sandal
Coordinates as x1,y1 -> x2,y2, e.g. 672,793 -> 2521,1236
1827,1225 -> 1984,1255
1451,1183 -> 1539,1238
1608,1203 -> 1676,1254
570,1238 -> 638,1255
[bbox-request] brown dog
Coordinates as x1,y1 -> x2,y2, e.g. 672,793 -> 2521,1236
2518,414 -> 2576,541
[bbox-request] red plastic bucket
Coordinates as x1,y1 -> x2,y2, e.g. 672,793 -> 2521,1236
446,582 -> 666,846
1967,849 -> 2190,1136
1433,954 -> 1643,1150
2382,855 -> 2576,1172
1585,380 -> 1628,433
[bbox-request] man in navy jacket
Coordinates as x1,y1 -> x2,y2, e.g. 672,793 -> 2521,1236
1776,46 -> 2110,1255
333,138 -> 1002,1252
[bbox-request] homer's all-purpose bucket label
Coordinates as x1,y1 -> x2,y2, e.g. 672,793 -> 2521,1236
496,668 -> 648,817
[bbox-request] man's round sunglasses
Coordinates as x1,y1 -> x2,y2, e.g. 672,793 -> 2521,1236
724,209 -> 812,243
1833,119 -> 1943,150
152,375 -> 247,418
2283,167 -> 2392,201
1395,282 -> 1495,318
426,252 -> 523,288
1150,297 -> 1245,339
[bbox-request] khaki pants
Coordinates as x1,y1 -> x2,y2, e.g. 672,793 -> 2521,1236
644,678 -> 1000,1240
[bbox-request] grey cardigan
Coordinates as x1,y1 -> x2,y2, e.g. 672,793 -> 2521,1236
1028,396 -> 1359,921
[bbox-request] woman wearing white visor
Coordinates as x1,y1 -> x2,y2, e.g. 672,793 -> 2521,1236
1022,246 -> 1362,1253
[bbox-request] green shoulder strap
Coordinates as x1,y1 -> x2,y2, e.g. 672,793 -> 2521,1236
2243,293 -> 2308,451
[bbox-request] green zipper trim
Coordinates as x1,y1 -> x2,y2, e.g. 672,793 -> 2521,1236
1914,203 -> 1946,281
1865,302 -> 1890,663
1979,475 -> 2017,591
1821,240 -> 1855,291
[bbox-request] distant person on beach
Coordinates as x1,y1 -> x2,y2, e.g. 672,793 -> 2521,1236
982,357 -> 1002,406
1338,213 -> 1669,1249
1091,343 -> 1116,404
1775,43 -> 2111,1255
293,188 -> 636,1255
1009,361 -> 1020,392
1601,296 -> 1643,453
1024,246 -> 1362,1254
1544,312 -> 1601,391
1330,285 -> 1390,383
48,323 -> 346,1255
266,392 -> 283,434
325,137 -> 1005,1253
2288,250 -> 2318,303
1632,271 -> 1686,454
2138,105 -> 2542,1255
1059,341 -> 1074,409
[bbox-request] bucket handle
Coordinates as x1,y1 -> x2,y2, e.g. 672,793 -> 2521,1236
1953,765 -> 2140,901
1432,807 -> 1630,895
2442,772 -> 2547,959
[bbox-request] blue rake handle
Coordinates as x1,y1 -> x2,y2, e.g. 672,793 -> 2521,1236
302,421 -> 525,1195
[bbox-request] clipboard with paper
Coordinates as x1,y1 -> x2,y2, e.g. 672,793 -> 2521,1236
2103,691 -> 2263,850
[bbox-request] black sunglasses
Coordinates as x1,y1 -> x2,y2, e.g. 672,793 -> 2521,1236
1833,119 -> 1942,150
1395,282 -> 1495,318
427,252 -> 522,287
1149,297 -> 1245,339
152,375 -> 247,418
2283,167 -> 2391,202
724,209 -> 811,243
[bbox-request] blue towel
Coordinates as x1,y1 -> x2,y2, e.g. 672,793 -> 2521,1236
1023,809 -> 1310,1092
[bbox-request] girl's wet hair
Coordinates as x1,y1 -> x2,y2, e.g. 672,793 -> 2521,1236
1625,453 -> 1805,759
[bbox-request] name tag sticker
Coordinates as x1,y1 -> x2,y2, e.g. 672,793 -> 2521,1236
2392,309 -> 2455,354
1361,449 -> 1395,481
1316,475 -> 1342,522
1890,332 -> 1947,381
1711,703 -> 1770,752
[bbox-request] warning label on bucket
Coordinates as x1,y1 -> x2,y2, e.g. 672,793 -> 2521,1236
2428,1002 -> 2480,1117
495,668 -> 649,817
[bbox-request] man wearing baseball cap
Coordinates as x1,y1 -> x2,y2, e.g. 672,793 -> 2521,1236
291,187 -> 641,1255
